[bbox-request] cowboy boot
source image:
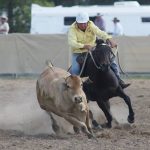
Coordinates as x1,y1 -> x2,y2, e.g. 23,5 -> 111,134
110,65 -> 130,89
117,76 -> 131,89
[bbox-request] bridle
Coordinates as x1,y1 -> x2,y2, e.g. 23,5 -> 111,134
79,44 -> 118,75
89,44 -> 115,70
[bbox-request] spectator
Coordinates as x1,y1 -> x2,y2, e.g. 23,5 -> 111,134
94,13 -> 106,31
112,17 -> 123,36
0,14 -> 9,35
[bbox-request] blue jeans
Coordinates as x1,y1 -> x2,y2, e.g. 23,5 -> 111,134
111,60 -> 120,77
70,53 -> 80,75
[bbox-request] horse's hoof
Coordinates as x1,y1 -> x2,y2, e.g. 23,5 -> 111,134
128,116 -> 134,123
101,123 -> 112,128
93,124 -> 103,130
92,120 -> 103,130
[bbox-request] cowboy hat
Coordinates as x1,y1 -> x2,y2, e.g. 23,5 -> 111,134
1,14 -> 8,21
96,13 -> 103,16
112,17 -> 120,22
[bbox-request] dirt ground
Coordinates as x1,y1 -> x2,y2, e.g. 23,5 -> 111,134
0,77 -> 149,150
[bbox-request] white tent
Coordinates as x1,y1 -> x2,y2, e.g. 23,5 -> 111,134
31,2 -> 150,36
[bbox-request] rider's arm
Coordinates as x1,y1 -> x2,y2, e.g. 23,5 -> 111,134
92,23 -> 117,48
91,22 -> 111,41
68,27 -> 84,49
106,39 -> 117,48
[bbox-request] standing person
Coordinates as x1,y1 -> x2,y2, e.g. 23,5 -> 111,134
68,12 -> 130,88
112,17 -> 123,36
94,13 -> 106,31
0,14 -> 9,35
111,17 -> 125,86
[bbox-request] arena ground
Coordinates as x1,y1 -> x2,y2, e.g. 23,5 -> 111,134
0,77 -> 149,150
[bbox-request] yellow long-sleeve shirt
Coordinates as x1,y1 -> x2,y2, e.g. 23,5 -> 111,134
68,21 -> 112,53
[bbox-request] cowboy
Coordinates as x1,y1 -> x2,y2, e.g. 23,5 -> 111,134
68,12 -> 130,88
0,14 -> 9,35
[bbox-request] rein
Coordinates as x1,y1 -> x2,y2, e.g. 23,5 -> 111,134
79,52 -> 89,76
89,51 -> 106,70
89,43 -> 114,70
109,45 -> 127,75
79,44 -> 115,73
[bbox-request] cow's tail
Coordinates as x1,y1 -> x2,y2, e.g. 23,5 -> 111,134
46,60 -> 55,72
46,60 -> 54,68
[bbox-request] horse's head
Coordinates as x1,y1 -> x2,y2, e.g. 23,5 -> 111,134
78,39 -> 114,77
93,39 -> 112,66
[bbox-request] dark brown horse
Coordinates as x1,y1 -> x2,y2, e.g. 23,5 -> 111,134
79,39 -> 134,128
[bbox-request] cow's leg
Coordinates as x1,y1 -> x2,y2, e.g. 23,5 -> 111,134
73,110 -> 93,135
64,113 -> 93,138
42,106 -> 93,138
48,112 -> 60,134
73,126 -> 80,134
116,87 -> 135,123
96,100 -> 113,128
85,109 -> 93,134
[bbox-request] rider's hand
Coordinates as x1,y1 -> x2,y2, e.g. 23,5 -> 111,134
83,45 -> 93,51
106,39 -> 117,48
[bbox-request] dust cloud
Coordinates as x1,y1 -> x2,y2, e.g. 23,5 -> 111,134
0,79 -> 129,135
0,79 -> 54,135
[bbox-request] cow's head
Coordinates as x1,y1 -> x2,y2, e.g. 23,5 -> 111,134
64,75 -> 86,104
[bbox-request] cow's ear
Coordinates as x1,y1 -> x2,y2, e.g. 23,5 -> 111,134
81,77 -> 89,82
62,82 -> 68,90
81,77 -> 93,84
64,76 -> 72,88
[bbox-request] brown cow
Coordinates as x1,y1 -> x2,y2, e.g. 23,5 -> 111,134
36,64 -> 93,138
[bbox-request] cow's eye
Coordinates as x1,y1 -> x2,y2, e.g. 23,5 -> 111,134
66,85 -> 70,88
66,84 -> 72,89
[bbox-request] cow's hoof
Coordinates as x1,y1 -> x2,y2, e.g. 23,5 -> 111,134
88,133 -> 98,141
73,126 -> 80,134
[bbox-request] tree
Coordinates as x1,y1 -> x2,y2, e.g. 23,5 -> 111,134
0,0 -> 150,33
53,0 -> 150,6
0,0 -> 54,33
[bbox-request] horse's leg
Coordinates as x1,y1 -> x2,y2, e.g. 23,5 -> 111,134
104,101 -> 119,125
116,87 -> 134,123
89,110 -> 102,130
96,99 -> 113,128
104,101 -> 110,112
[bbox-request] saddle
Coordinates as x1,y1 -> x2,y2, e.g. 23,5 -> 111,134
76,52 -> 88,66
